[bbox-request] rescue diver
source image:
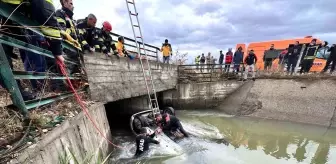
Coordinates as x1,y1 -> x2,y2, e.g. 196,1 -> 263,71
135,127 -> 160,157
155,113 -> 189,138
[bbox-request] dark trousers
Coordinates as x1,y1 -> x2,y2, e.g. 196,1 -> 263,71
20,31 -> 46,90
300,59 -> 314,74
224,64 -> 230,72
323,57 -> 336,73
287,58 -> 298,74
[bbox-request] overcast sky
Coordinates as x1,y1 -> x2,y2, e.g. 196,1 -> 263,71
53,0 -> 336,63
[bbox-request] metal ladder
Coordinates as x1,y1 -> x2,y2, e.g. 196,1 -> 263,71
125,0 -> 160,114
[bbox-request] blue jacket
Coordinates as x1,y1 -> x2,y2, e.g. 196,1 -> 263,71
233,51 -> 243,64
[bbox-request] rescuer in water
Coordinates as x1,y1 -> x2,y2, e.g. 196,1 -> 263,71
135,127 -> 160,157
155,113 -> 189,138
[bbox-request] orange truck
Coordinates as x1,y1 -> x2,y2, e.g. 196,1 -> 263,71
235,36 -> 327,72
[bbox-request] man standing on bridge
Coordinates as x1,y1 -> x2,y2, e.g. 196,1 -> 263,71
200,53 -> 206,72
263,44 -> 278,72
161,39 -> 172,64
244,50 -> 257,81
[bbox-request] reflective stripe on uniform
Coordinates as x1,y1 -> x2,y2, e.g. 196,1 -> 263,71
304,56 -> 315,60
66,29 -> 71,34
81,40 -> 88,45
56,17 -> 66,24
95,45 -> 100,49
79,29 -> 85,35
45,0 -> 53,4
41,27 -> 61,39
1,0 -> 23,4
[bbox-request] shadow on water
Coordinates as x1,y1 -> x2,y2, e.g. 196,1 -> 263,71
109,110 -> 336,164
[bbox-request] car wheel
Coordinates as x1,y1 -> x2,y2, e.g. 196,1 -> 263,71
163,107 -> 175,115
133,116 -> 143,134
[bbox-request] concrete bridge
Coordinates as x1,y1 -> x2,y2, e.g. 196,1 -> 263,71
12,59 -> 336,163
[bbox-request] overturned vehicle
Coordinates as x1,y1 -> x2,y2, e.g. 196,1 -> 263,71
130,107 -> 185,141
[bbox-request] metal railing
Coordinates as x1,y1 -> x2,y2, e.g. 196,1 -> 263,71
0,2 -> 86,116
0,2 -> 160,116
178,63 -> 245,82
109,32 -> 160,61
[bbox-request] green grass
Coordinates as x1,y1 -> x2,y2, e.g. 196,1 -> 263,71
58,148 -> 112,164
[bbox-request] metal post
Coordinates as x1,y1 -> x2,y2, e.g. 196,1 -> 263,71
156,49 -> 159,63
0,44 -> 27,115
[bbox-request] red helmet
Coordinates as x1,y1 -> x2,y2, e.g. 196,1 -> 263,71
102,21 -> 112,32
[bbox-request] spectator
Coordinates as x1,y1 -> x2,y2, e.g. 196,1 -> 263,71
93,21 -> 113,56
200,53 -> 205,72
161,39 -> 172,64
244,50 -> 257,81
233,47 -> 244,74
287,41 -> 302,75
77,13 -> 97,52
206,52 -> 211,72
278,48 -> 288,72
114,36 -> 128,58
219,50 -> 224,71
195,55 -> 200,70
300,39 -> 320,74
211,56 -> 217,72
225,48 -> 233,73
322,44 -> 336,74
263,44 -> 278,72
317,41 -> 329,59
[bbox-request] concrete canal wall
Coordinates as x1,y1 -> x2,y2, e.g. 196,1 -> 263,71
169,77 -> 336,127
10,103 -> 111,164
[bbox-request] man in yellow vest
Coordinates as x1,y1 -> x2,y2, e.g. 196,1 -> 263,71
161,39 -> 172,64
195,55 -> 200,70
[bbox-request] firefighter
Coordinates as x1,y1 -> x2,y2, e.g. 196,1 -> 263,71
55,0 -> 83,76
55,0 -> 80,49
300,39 -> 320,74
114,36 -> 128,57
76,14 -> 97,52
92,21 -> 113,56
1,0 -> 69,93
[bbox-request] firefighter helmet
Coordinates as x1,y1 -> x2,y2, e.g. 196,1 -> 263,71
102,21 -> 112,32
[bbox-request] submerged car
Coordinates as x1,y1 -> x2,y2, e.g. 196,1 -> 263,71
130,107 -> 185,141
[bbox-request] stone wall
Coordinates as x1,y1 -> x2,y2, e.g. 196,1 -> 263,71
161,81 -> 243,110
11,103 -> 111,164
84,54 -> 178,103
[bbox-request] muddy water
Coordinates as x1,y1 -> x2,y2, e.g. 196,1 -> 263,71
109,110 -> 336,164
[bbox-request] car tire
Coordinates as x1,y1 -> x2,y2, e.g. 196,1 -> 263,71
132,115 -> 150,134
163,107 -> 175,116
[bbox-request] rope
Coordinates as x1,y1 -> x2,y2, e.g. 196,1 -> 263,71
56,60 -> 126,149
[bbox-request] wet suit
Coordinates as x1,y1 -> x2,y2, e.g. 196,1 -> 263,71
161,114 -> 189,138
135,133 -> 159,156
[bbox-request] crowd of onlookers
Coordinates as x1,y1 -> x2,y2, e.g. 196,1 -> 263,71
194,38 -> 336,81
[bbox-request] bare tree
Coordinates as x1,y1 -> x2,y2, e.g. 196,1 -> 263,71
171,49 -> 188,65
